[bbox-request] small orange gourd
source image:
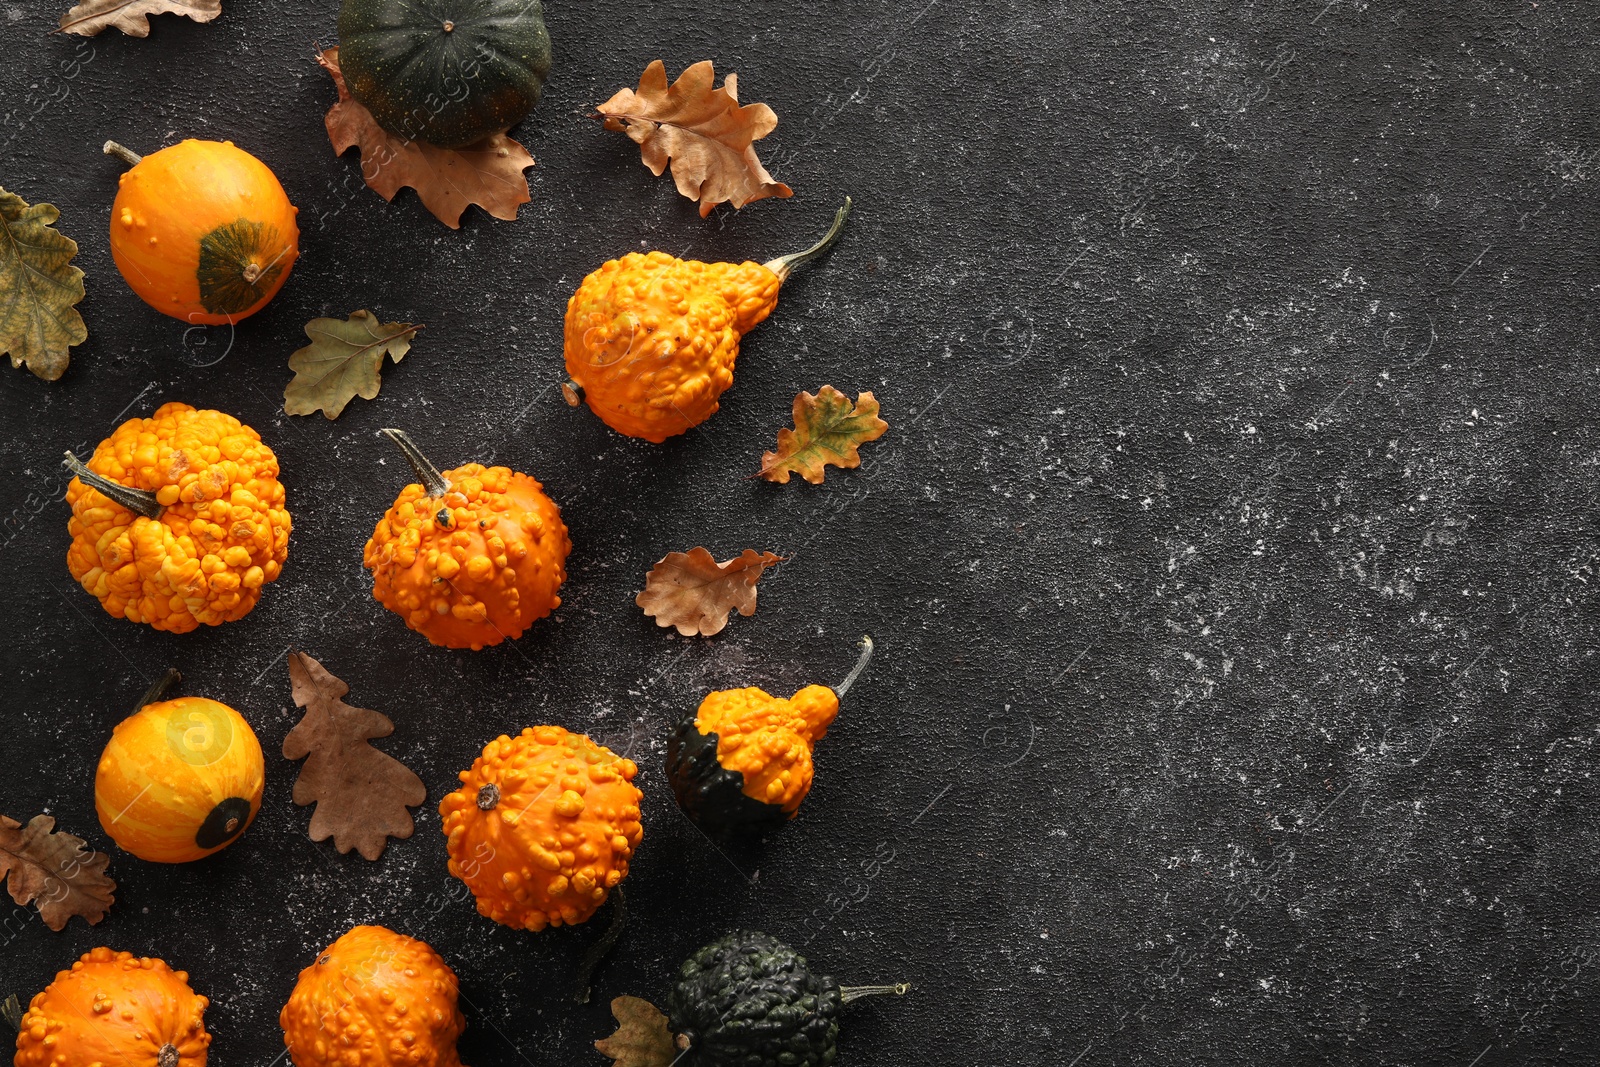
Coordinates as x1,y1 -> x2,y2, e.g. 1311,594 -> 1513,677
280,925 -> 466,1067
95,670 -> 265,864
440,725 -> 643,930
364,429 -> 570,650
104,138 -> 299,325
14,947 -> 211,1067
63,402 -> 291,632
562,199 -> 852,442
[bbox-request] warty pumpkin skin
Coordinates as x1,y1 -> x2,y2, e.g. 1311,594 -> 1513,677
95,681 -> 265,864
106,139 -> 299,325
64,403 -> 291,633
562,200 -> 851,443
280,925 -> 467,1067
364,429 -> 569,650
440,726 -> 643,931
14,947 -> 211,1067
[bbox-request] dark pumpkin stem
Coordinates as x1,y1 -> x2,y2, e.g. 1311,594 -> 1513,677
839,982 -> 911,1004
833,635 -> 874,699
764,197 -> 853,283
560,380 -> 584,408
380,428 -> 451,498
156,1043 -> 179,1067
476,783 -> 500,811
572,886 -> 627,1004
102,140 -> 143,167
63,451 -> 162,519
134,669 -> 182,714
0,993 -> 21,1032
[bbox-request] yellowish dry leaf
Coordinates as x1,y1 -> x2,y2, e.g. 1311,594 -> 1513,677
759,386 -> 888,484
636,547 -> 783,637
58,0 -> 219,36
594,996 -> 676,1067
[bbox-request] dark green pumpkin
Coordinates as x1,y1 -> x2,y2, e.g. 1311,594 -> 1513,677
337,0 -> 551,149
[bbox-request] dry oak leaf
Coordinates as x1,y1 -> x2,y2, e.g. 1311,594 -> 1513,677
595,996 -> 676,1067
0,187 -> 86,382
759,385 -> 888,484
283,651 -> 426,861
598,59 -> 792,217
58,0 -> 220,36
318,47 -> 535,230
283,310 -> 421,419
637,547 -> 783,637
0,814 -> 114,931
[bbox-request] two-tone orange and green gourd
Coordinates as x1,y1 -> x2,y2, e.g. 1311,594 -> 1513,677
562,199 -> 852,442
667,637 -> 873,835
64,403 -> 291,632
364,429 -> 570,650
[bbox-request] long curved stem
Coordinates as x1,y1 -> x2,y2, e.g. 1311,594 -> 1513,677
134,669 -> 181,714
839,982 -> 911,1004
833,635 -> 874,699
63,452 -> 162,519
380,429 -> 451,498
764,197 -> 853,282
572,886 -> 628,1004
102,140 -> 142,167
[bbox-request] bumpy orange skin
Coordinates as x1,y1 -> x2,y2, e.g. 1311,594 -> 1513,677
440,726 -> 643,931
280,925 -> 466,1067
15,947 -> 211,1067
65,403 -> 291,633
563,251 -> 782,442
364,463 -> 570,650
110,139 -> 300,325
697,684 -> 840,814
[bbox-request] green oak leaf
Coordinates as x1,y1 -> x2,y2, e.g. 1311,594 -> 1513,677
283,310 -> 421,419
0,187 -> 87,382
758,385 -> 888,484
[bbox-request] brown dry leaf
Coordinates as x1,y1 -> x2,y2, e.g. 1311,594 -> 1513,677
595,996 -> 676,1067
0,814 -> 114,931
58,0 -> 219,36
283,651 -> 426,861
598,59 -> 792,217
759,386 -> 888,484
318,47 -> 534,230
636,547 -> 782,637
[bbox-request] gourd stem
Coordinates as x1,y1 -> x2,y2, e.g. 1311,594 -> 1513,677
764,197 -> 853,283
134,669 -> 181,714
833,635 -> 874,699
156,1043 -> 179,1067
560,380 -> 584,407
380,429 -> 451,498
0,993 -> 20,1032
62,452 -> 163,519
572,886 -> 627,1004
839,982 -> 911,1004
102,140 -> 142,167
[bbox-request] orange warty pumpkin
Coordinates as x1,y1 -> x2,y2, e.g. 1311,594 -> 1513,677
14,947 -> 211,1067
105,138 -> 299,325
364,429 -> 570,650
280,925 -> 467,1067
440,726 -> 643,931
95,670 -> 265,864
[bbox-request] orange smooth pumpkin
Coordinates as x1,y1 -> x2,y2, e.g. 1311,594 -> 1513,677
106,138 -> 300,325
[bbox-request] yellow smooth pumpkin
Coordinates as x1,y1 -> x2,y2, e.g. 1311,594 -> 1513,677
105,138 -> 299,325
95,671 -> 265,864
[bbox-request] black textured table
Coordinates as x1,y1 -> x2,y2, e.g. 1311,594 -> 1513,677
3,2 -> 1597,1064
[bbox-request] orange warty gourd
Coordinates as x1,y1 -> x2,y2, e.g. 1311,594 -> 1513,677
95,670 -> 265,864
440,726 -> 643,931
104,138 -> 299,325
14,947 -> 211,1067
63,403 -> 291,632
562,198 -> 852,442
364,429 -> 570,651
280,925 -> 467,1067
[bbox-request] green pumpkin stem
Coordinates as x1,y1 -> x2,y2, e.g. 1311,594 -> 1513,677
0,993 -> 21,1032
833,634 -> 874,699
381,428 -> 452,499
572,886 -> 628,1004
134,669 -> 182,714
838,982 -> 911,1004
764,197 -> 853,283
63,452 -> 163,519
102,140 -> 143,167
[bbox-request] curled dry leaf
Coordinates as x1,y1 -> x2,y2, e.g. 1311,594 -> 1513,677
595,996 -> 677,1067
598,59 -> 792,217
0,187 -> 86,382
283,651 -> 426,861
319,48 -> 535,230
283,310 -> 421,419
759,386 -> 888,484
637,547 -> 783,637
57,0 -> 219,36
0,814 -> 114,931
